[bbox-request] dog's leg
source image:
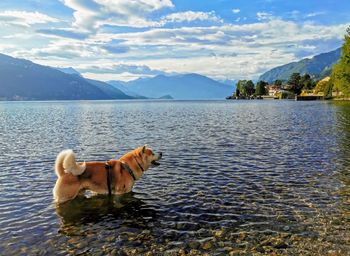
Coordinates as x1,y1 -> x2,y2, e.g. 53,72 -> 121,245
53,177 -> 81,203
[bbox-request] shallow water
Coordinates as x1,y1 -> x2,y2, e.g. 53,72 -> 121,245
0,100 -> 349,255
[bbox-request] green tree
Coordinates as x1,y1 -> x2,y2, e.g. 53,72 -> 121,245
255,80 -> 268,95
236,80 -> 255,97
235,88 -> 240,97
324,79 -> 333,98
300,73 -> 315,90
245,80 -> 255,96
236,80 -> 246,97
314,77 -> 330,94
331,26 -> 350,97
274,79 -> 282,86
288,72 -> 301,86
236,80 -> 245,92
287,72 -> 303,95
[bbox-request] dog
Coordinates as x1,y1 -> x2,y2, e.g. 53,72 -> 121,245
53,145 -> 162,203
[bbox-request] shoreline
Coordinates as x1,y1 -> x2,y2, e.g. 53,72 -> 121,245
226,96 -> 350,101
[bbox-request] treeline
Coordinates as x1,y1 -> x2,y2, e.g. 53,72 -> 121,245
284,73 -> 316,95
232,72 -> 316,98
234,80 -> 268,98
313,26 -> 350,98
330,26 -> 350,97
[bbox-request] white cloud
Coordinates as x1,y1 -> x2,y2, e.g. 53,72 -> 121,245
79,17 -> 347,80
135,53 -> 292,81
5,6 -> 347,83
62,0 -> 174,29
306,12 -> 326,18
232,9 -> 240,14
30,38 -> 106,59
95,0 -> 174,13
161,11 -> 223,24
0,42 -> 17,52
256,12 -> 273,21
82,72 -> 151,81
77,62 -> 170,76
62,1 -> 223,29
2,33 -> 33,39
0,11 -> 58,27
97,18 -> 344,49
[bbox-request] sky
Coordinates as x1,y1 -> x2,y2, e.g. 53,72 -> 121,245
0,0 -> 350,82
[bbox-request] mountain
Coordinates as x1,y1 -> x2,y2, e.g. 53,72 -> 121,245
259,48 -> 341,83
123,73 -> 234,99
219,79 -> 237,87
107,80 -> 147,99
86,79 -> 133,99
0,53 -> 131,100
158,95 -> 173,99
56,67 -> 81,76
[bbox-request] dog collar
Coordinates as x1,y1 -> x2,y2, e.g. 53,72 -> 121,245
122,162 -> 136,181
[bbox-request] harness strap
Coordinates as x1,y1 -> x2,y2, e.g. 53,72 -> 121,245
133,156 -> 145,172
122,162 -> 136,181
105,163 -> 112,196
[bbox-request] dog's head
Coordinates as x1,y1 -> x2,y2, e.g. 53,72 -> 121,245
120,145 -> 162,175
135,145 -> 162,170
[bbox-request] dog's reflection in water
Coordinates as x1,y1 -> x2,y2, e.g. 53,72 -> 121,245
55,192 -> 158,235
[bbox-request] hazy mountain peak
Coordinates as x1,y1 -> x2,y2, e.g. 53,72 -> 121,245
122,72 -> 234,100
56,67 -> 81,76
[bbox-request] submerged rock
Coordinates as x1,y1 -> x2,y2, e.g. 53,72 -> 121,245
178,248 -> 186,256
188,249 -> 200,255
197,228 -> 210,237
239,231 -> 248,240
217,241 -> 225,247
283,225 -> 290,231
202,241 -> 213,250
213,229 -> 225,238
188,241 -> 200,249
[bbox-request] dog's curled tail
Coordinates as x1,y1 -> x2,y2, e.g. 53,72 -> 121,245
55,149 -> 86,177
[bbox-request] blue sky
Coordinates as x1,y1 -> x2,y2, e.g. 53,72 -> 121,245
0,0 -> 349,82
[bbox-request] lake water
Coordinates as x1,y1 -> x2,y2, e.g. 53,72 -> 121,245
0,100 -> 349,255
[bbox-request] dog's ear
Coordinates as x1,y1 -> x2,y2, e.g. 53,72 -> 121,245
142,145 -> 148,153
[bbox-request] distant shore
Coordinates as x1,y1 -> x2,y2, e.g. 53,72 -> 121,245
226,95 -> 350,101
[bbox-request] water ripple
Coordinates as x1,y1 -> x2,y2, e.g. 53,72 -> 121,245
0,100 -> 349,255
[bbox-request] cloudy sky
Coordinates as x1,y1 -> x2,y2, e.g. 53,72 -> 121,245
0,0 -> 349,82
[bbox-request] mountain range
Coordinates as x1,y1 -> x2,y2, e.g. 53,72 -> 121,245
110,74 -> 234,100
0,53 -> 132,100
259,48 -> 341,83
0,53 -> 234,100
107,80 -> 148,99
0,47 -> 342,101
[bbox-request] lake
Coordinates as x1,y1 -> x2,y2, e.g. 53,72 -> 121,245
0,100 -> 349,255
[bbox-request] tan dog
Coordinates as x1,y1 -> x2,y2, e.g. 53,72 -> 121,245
53,145 -> 162,203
